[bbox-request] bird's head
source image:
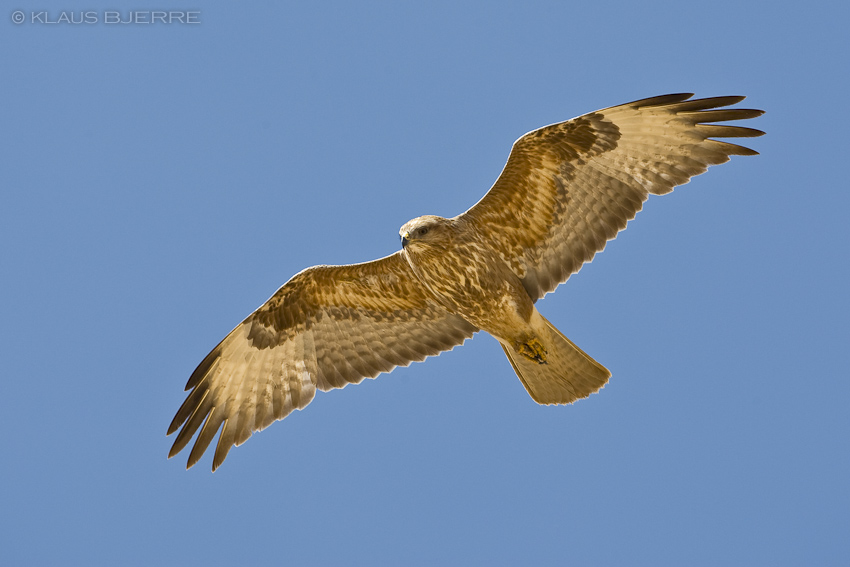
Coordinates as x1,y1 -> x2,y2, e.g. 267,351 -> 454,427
399,215 -> 453,251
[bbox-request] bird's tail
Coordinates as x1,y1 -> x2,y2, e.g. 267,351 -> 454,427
501,314 -> 610,405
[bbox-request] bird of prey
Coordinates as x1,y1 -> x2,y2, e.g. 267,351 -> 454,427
168,93 -> 764,471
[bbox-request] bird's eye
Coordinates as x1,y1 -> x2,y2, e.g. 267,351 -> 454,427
418,227 -> 429,236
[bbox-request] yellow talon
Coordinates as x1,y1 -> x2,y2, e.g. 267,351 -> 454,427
517,338 -> 548,364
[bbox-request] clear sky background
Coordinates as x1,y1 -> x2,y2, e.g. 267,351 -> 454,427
2,1 -> 848,565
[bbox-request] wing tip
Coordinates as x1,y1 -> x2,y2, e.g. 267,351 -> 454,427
707,139 -> 761,157
185,345 -> 223,390
627,92 -> 695,108
166,419 -> 180,437
622,94 -> 765,118
735,146 -> 760,156
167,442 -> 182,460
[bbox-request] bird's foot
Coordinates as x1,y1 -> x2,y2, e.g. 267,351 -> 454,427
517,338 -> 548,364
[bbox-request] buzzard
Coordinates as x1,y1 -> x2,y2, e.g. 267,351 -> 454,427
168,93 -> 764,470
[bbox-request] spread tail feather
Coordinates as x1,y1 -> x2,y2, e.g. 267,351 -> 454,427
502,315 -> 610,405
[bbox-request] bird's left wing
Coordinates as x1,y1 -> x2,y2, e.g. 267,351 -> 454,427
457,94 -> 764,301
167,251 -> 477,470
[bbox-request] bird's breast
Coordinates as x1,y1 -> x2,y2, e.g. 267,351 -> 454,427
405,241 -> 533,329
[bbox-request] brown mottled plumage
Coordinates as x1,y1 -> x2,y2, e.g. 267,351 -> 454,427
168,93 -> 764,470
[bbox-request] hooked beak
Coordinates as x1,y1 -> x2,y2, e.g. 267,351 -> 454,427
400,232 -> 410,248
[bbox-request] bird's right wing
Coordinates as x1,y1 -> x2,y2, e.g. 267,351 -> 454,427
167,251 -> 477,470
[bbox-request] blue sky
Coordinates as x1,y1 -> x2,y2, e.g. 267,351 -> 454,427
2,1 -> 848,565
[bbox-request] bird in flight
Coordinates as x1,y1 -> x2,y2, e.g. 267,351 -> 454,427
168,93 -> 764,471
